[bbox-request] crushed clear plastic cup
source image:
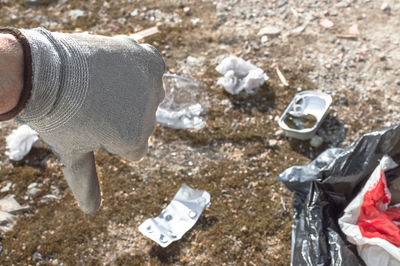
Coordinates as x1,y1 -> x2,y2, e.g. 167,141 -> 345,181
156,74 -> 208,129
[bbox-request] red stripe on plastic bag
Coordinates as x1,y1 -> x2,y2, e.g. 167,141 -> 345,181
356,169 -> 400,246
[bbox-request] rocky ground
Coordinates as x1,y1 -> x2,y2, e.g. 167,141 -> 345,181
0,0 -> 399,265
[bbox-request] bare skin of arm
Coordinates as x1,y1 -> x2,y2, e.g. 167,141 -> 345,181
0,33 -> 24,115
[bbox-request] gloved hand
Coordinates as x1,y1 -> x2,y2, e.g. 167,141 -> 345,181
0,28 -> 165,214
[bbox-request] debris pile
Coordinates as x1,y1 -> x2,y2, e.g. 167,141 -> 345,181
278,125 -> 400,265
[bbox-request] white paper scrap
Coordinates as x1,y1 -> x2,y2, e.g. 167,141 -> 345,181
5,125 -> 39,161
216,56 -> 269,95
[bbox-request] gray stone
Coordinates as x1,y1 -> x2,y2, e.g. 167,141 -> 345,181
310,135 -> 324,148
24,0 -> 40,6
336,1 -> 350,8
0,182 -> 13,193
261,35 -> 268,43
130,9 -> 139,17
291,25 -> 306,33
27,182 -> 39,196
68,9 -> 84,20
217,13 -> 227,23
257,26 -> 281,36
275,129 -> 284,137
186,56 -> 203,65
191,18 -> 200,26
32,251 -> 43,261
268,139 -> 278,148
381,3 -> 391,12
278,0 -> 288,8
61,18 -> 70,24
0,195 -> 30,214
0,211 -> 17,232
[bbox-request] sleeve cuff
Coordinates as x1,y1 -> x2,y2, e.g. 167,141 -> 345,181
0,28 -> 33,121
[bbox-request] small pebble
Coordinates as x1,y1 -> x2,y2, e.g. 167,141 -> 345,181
130,9 -> 139,17
257,25 -> 281,36
378,53 -> 387,61
217,13 -> 227,23
183,7 -> 191,15
261,35 -> 268,43
24,0 -> 39,6
240,225 -> 248,233
68,9 -> 85,20
381,3 -> 391,12
336,1 -> 350,8
310,136 -> 324,148
320,18 -> 334,28
348,24 -> 359,35
0,182 -> 13,193
268,139 -> 278,148
275,130 -> 284,137
32,251 -> 43,261
27,182 -> 39,196
191,18 -> 200,26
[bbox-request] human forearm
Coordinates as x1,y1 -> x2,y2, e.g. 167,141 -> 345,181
0,33 -> 24,115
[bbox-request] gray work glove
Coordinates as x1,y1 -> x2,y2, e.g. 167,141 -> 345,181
1,28 -> 165,214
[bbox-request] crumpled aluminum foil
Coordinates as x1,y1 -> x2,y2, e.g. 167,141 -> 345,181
139,183 -> 211,247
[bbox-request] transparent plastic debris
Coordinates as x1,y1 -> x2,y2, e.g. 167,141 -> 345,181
156,74 -> 208,129
0,195 -> 30,232
0,211 -> 17,232
0,182 -> 13,193
139,183 -> 211,248
216,56 -> 269,95
5,125 -> 40,161
339,155 -> 400,266
277,124 -> 400,265
0,194 -> 30,213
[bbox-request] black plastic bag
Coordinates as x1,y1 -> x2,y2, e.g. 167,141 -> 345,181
277,125 -> 400,265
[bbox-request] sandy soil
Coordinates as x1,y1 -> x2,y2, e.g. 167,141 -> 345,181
0,0 -> 399,265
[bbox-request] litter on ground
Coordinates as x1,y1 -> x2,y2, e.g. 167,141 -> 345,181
139,183 -> 210,247
216,56 -> 269,95
156,74 -> 209,130
5,125 -> 40,161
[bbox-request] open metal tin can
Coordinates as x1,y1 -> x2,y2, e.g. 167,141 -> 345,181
278,91 -> 332,140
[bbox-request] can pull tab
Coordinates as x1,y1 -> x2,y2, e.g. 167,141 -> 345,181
289,97 -> 306,117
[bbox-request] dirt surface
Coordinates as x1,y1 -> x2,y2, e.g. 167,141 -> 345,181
0,0 -> 399,265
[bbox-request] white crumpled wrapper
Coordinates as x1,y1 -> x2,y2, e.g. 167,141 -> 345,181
216,56 -> 269,95
5,125 -> 40,161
